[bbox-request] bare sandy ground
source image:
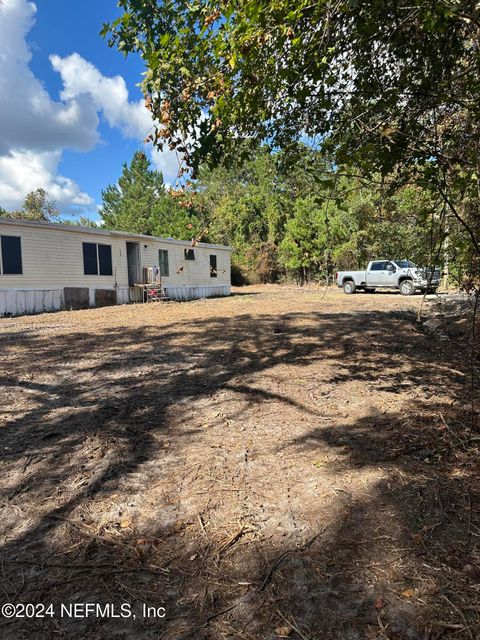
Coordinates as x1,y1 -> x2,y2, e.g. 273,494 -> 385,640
0,286 -> 478,639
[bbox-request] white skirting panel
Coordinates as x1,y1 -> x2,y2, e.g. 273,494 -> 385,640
164,285 -> 230,300
0,289 -> 63,316
116,287 -> 130,304
0,284 -> 230,316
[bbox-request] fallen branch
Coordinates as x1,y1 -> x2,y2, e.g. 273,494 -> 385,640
198,513 -> 208,539
203,602 -> 239,625
6,560 -> 169,575
215,523 -> 257,557
441,595 -> 474,640
259,526 -> 327,591
430,621 -> 467,630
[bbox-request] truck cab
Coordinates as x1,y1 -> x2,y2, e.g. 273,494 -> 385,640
368,260 -> 400,287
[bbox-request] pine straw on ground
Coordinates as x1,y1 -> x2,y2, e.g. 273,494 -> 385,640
0,286 -> 478,640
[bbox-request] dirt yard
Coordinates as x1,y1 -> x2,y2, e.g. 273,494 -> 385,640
0,285 -> 478,640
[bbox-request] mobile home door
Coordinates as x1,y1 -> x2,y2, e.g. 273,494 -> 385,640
126,242 -> 140,285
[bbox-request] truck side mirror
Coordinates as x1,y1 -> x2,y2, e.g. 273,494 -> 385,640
387,263 -> 395,272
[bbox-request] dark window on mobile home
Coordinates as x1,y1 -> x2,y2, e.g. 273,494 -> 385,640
209,254 -> 217,277
98,244 -> 113,275
1,236 -> 22,274
83,242 -> 113,276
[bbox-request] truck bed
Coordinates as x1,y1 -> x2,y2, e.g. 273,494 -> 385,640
336,270 -> 367,286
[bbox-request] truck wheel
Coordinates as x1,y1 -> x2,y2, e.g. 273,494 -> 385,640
343,280 -> 356,294
365,288 -> 376,294
399,279 -> 415,296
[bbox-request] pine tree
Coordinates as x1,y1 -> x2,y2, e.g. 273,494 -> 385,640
99,151 -> 201,240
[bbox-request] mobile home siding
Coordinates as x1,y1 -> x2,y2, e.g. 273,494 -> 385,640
0,219 -> 231,316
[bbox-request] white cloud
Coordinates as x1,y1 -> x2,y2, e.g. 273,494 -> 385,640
0,150 -> 94,211
149,146 -> 182,180
0,0 -> 180,213
50,53 -> 183,179
0,0 -> 99,155
50,53 -> 152,141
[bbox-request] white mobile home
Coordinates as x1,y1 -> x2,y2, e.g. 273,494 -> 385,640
0,218 -> 232,316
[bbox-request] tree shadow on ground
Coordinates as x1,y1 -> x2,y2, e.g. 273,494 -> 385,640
0,306 -> 478,639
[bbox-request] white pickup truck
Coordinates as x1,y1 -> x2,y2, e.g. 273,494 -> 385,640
336,260 -> 440,295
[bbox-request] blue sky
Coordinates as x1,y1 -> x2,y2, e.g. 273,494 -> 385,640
0,0 -> 178,220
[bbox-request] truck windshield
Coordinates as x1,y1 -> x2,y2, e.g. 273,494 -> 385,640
394,260 -> 416,268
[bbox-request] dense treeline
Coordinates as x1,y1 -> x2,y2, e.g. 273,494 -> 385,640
188,147 -> 441,284
1,147 -> 474,287
97,147 -> 472,287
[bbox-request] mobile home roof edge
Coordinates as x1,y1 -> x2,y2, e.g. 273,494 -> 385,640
0,217 -> 233,251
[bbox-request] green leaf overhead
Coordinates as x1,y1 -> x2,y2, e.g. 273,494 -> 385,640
104,0 -> 480,180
